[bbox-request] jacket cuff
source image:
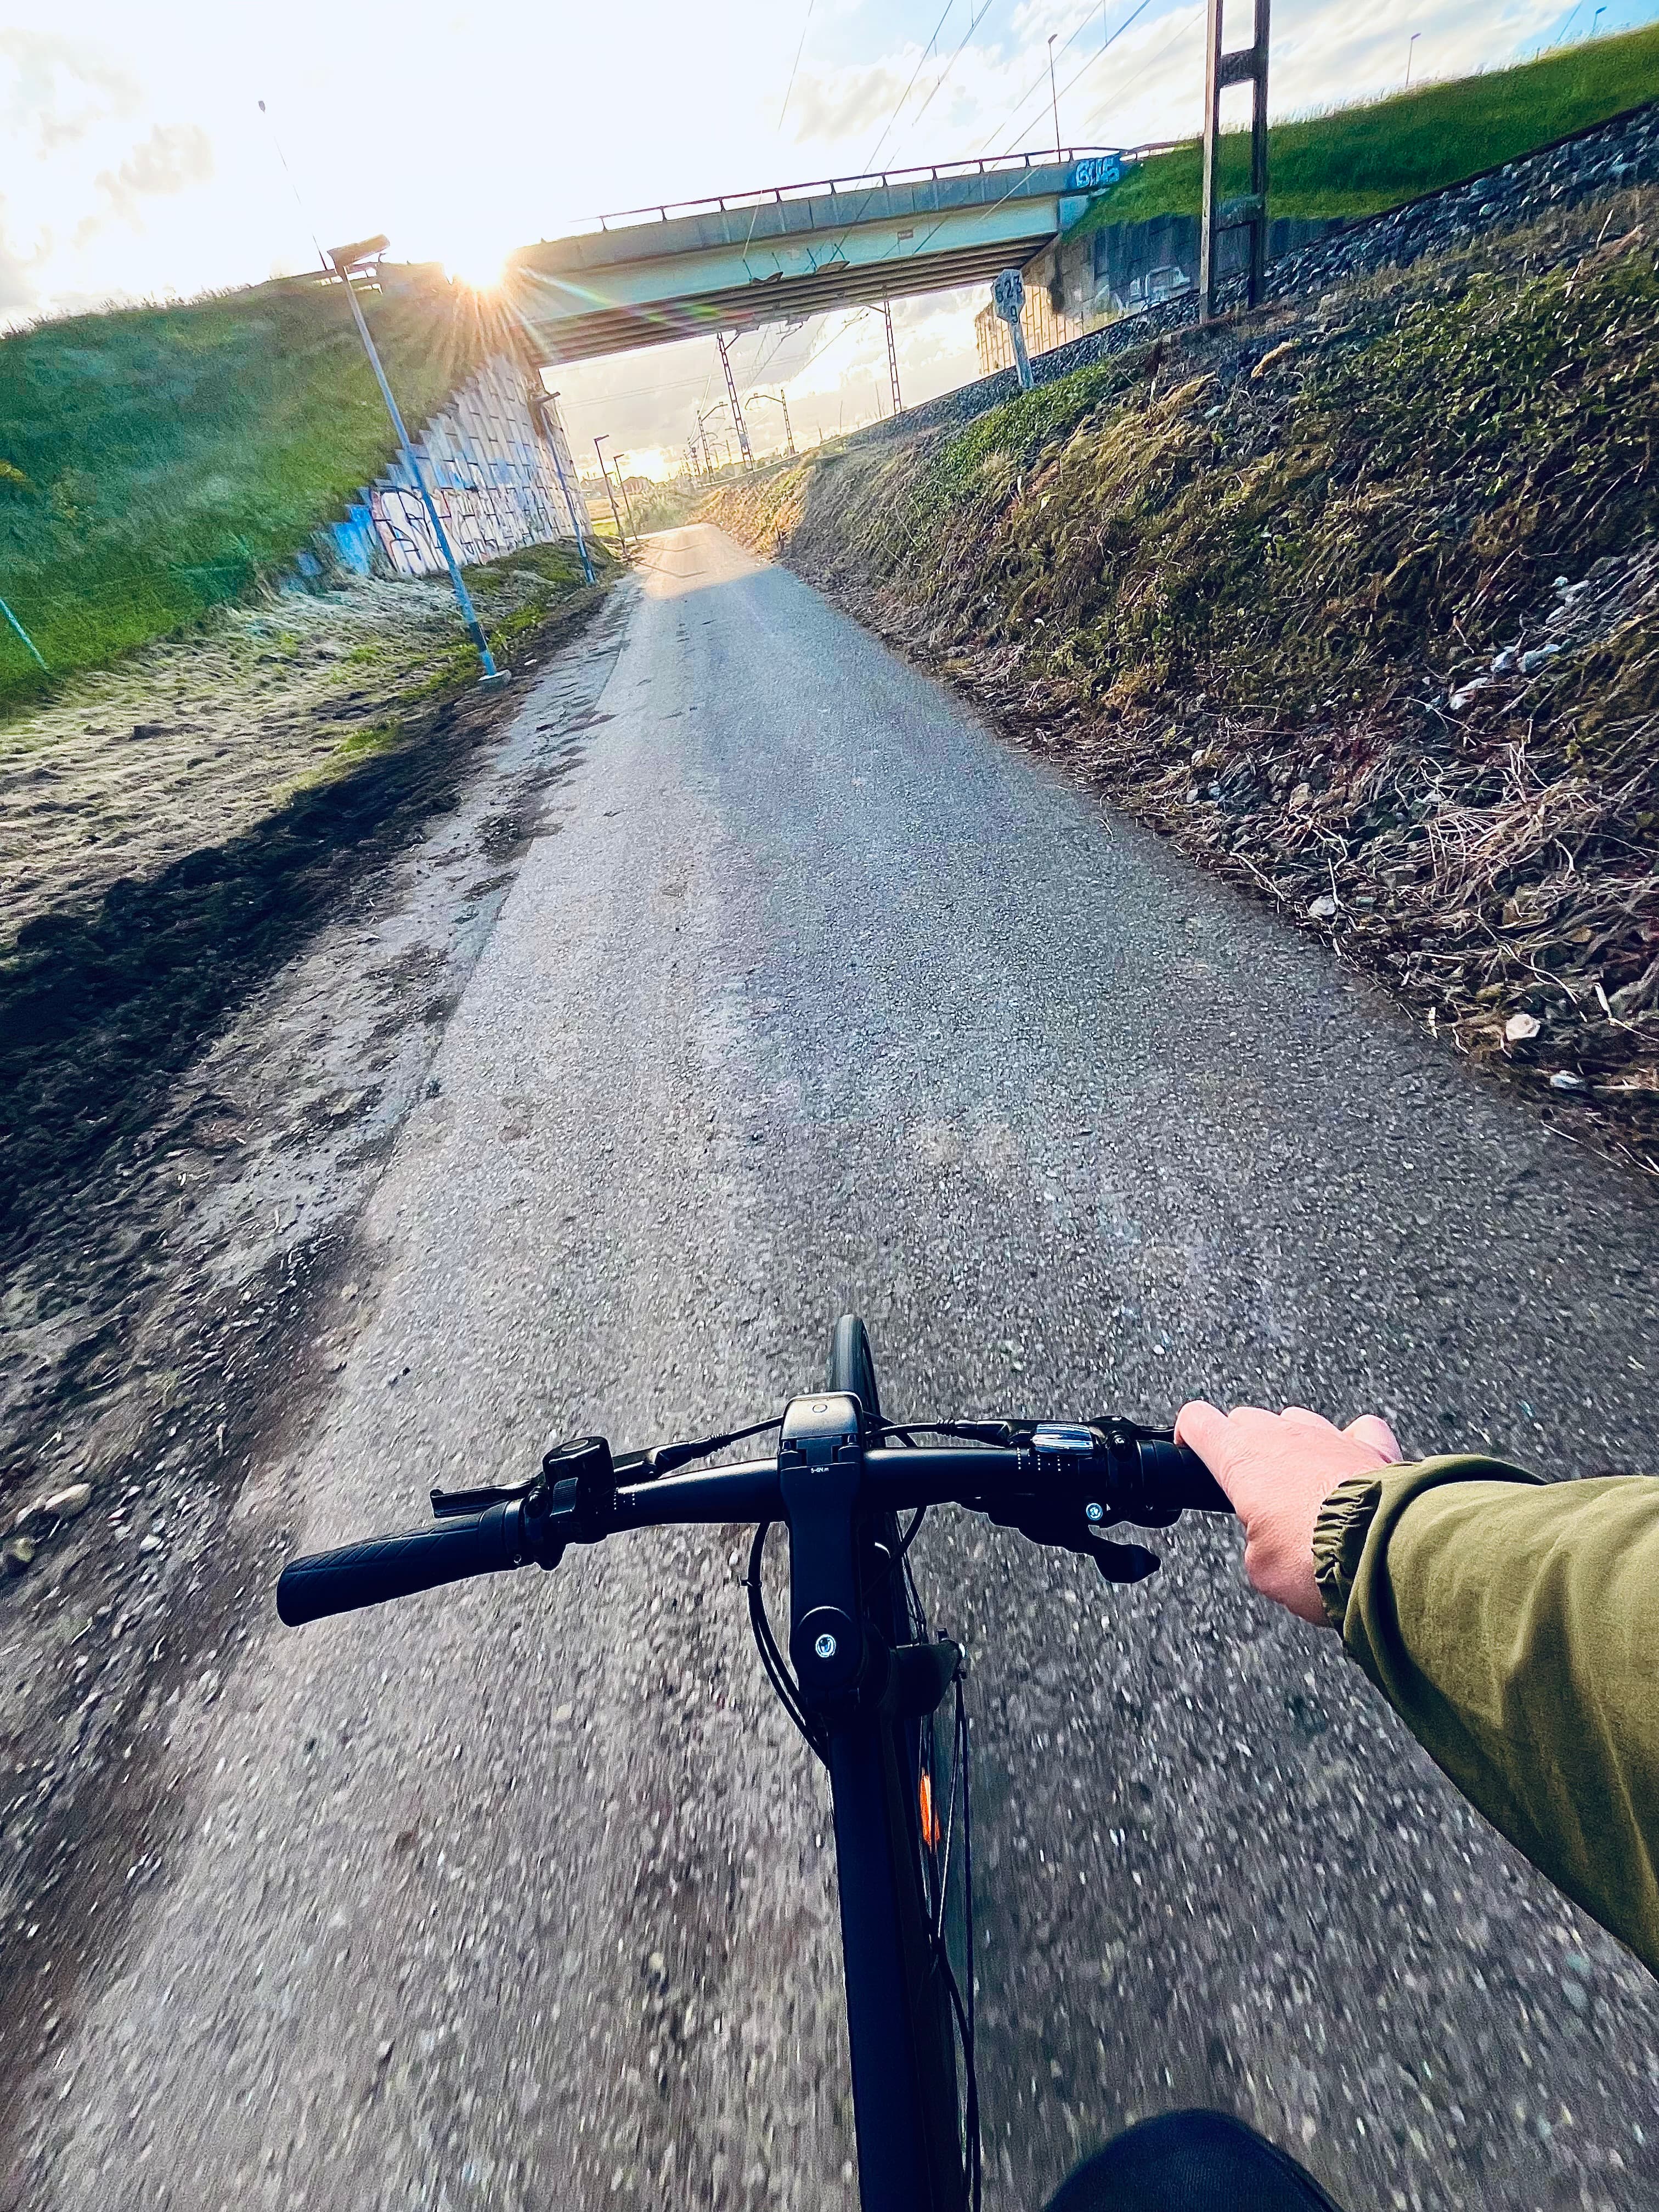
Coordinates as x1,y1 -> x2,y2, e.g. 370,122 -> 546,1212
1311,1455 -> 1543,1632
1312,1472 -> 1384,1628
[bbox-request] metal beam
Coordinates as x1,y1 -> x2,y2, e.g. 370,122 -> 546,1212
1199,0 -> 1271,323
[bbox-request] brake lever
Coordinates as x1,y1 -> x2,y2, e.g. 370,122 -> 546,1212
431,1476 -> 539,1516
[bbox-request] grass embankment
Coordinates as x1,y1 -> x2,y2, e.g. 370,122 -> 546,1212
702,189 -> 1659,1167
1088,23 -> 1659,226
0,274 -> 501,714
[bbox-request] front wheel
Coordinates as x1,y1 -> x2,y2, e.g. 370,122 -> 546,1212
828,1313 -> 882,1435
827,1316 -> 974,2210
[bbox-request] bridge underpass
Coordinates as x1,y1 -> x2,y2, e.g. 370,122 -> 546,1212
504,147 -> 1139,366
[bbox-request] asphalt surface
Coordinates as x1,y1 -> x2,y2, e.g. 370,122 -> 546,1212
27,524 -> 1659,2211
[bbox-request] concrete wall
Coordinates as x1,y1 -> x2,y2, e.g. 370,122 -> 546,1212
295,351 -> 587,586
974,208 -> 1343,373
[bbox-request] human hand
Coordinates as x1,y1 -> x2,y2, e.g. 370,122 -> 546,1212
1173,1401 -> 1402,1625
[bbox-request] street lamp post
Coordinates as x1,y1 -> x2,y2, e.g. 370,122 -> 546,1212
534,388 -> 595,585
327,236 -> 507,684
1048,34 -> 1063,166
610,453 -> 641,538
593,436 -> 629,551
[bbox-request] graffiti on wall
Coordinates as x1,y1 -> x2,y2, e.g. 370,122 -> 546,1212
315,351 -> 586,583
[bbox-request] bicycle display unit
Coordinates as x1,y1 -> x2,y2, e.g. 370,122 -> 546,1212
278,1317 -> 1233,2212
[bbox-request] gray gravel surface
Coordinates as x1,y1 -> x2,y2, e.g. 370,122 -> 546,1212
20,525 -> 1659,2212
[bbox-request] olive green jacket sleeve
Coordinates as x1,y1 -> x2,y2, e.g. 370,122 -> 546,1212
1312,1457 -> 1659,1978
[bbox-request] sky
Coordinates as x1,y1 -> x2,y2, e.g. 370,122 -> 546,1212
3,0 -> 1655,475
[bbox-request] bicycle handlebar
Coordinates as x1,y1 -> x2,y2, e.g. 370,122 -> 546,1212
277,1432 -> 1231,1627
275,1502 -> 526,1627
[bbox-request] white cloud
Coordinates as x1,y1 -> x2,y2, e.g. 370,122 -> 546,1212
0,27 -> 136,155
75,120 -> 214,245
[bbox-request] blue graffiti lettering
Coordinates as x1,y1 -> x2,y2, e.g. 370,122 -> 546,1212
1069,155 -> 1121,191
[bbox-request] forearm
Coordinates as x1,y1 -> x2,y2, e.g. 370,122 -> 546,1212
1315,1458 -> 1659,1978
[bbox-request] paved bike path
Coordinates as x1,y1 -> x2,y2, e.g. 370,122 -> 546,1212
29,526 -> 1659,2210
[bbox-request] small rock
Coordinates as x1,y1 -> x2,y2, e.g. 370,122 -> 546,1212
1489,646 -> 1519,675
1307,895 -> 1340,921
3,1537 -> 36,1576
376,2039 -> 394,2065
137,1533 -> 162,1556
1520,644 -> 1561,674
1548,1070 -> 1585,1090
41,1484 -> 92,1520
1505,1012 -> 1542,1043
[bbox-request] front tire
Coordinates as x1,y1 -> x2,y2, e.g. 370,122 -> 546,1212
828,1315 -> 970,2208
828,1313 -> 882,1435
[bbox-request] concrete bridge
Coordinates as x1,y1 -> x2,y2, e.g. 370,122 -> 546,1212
505,148 -> 1138,364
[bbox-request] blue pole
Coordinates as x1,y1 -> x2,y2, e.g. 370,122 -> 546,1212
335,267 -> 506,683
541,404 -> 596,585
0,595 -> 48,674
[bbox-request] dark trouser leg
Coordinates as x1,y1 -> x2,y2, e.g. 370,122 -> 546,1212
1043,2109 -> 1346,2212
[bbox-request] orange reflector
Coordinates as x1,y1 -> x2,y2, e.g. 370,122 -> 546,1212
919,1769 -> 941,1848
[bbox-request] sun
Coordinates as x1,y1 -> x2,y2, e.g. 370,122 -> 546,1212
444,247 -> 509,294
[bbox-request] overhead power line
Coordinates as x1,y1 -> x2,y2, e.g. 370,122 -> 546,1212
778,0 -> 818,129
883,0 -> 1006,170
864,0 -> 963,173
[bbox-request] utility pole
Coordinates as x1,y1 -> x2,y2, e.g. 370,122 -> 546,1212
749,389 -> 797,457
696,403 -> 726,477
326,235 -> 506,684
533,388 -> 595,584
1199,0 -> 1271,324
716,333 -> 754,468
610,452 -> 640,538
593,435 -> 628,551
881,298 -> 904,417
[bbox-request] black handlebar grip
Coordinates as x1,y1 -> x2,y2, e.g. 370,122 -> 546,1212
276,1503 -> 523,1626
1136,1440 -> 1234,1516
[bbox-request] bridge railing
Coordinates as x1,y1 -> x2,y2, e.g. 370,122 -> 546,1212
554,140 -> 1186,240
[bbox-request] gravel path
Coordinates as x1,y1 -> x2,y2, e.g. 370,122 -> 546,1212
14,526 -> 1658,2212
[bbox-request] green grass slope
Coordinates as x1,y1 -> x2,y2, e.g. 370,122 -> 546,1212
0,275 -> 497,714
1089,21 -> 1659,227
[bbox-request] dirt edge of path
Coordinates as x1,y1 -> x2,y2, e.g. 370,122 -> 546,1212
0,569 -> 633,2190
